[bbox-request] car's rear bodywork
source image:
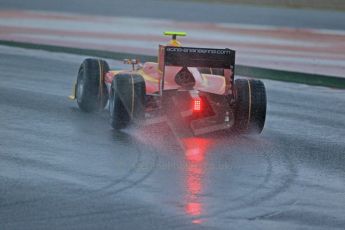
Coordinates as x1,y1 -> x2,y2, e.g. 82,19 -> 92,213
103,46 -> 236,134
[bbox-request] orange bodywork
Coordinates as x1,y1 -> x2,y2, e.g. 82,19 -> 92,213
105,62 -> 227,95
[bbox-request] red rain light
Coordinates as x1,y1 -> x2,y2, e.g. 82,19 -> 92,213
193,98 -> 202,112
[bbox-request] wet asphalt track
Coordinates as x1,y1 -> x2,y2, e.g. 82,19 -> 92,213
0,46 -> 345,229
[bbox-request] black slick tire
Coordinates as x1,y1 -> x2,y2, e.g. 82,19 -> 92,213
76,58 -> 109,112
234,79 -> 267,134
109,73 -> 146,129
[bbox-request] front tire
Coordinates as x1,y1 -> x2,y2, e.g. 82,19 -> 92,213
234,79 -> 267,134
109,73 -> 146,129
76,58 -> 109,112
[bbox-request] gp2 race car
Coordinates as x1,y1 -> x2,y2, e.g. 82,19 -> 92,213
69,32 -> 267,135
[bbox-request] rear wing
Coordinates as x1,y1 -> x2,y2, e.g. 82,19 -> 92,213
164,46 -> 235,69
158,46 -> 235,94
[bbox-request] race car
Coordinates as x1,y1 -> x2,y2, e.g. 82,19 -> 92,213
69,32 -> 267,135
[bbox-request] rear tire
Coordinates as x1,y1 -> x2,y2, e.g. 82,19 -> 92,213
109,73 -> 146,129
76,58 -> 109,112
234,79 -> 266,134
